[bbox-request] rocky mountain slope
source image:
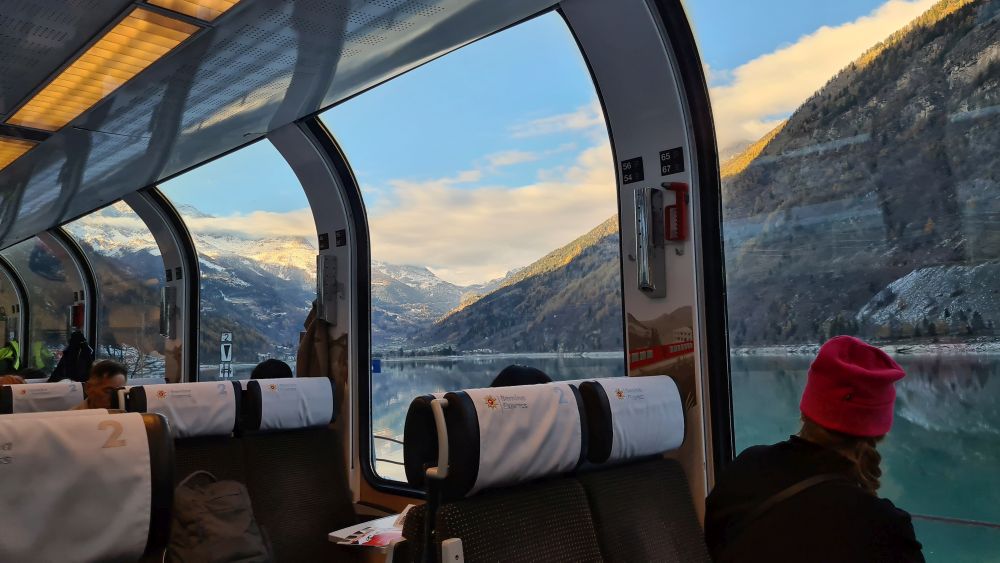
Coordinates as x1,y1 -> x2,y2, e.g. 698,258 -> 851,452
414,216 -> 623,353
721,0 -> 999,345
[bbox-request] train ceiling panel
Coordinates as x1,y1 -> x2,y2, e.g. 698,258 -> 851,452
0,0 -> 556,248
0,0 -> 134,116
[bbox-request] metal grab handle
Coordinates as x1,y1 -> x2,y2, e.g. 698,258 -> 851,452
635,187 -> 665,297
636,187 -> 654,292
425,398 -> 449,480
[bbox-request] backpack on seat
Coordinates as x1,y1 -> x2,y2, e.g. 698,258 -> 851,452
167,471 -> 272,563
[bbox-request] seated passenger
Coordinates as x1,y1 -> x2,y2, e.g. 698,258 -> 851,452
0,339 -> 19,374
0,374 -> 25,385
49,331 -> 94,383
74,360 -> 127,410
251,358 -> 293,380
705,336 -> 923,562
490,364 -> 551,387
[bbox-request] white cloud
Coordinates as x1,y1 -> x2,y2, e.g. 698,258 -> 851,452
710,0 -> 935,149
369,141 -> 617,285
509,100 -> 605,138
194,208 -> 316,238
484,150 -> 539,169
702,63 -> 731,88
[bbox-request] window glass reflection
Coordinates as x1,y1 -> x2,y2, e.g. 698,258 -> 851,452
65,202 -> 170,380
159,141 -> 315,380
1,237 -> 86,375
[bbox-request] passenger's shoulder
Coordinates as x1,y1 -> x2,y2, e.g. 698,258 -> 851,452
732,440 -> 790,464
870,496 -> 916,523
852,494 -> 919,534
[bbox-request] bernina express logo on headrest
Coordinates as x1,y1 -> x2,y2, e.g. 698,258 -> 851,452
156,389 -> 168,399
18,388 -> 27,396
615,386 -> 646,401
268,383 -> 278,392
483,393 -> 529,411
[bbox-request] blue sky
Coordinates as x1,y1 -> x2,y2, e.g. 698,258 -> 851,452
160,1 -> 931,284
687,0 -> 892,70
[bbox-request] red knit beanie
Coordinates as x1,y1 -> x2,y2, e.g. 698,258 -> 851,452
800,336 -> 905,437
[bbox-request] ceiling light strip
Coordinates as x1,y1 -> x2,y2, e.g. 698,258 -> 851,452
147,0 -> 240,22
0,138 -> 38,172
6,8 -> 199,132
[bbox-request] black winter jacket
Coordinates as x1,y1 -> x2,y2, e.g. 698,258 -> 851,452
705,436 -> 924,563
49,332 -> 94,383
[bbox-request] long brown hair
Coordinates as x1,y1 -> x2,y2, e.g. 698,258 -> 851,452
799,416 -> 884,495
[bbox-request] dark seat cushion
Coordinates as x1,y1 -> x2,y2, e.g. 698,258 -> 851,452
428,477 -> 603,563
576,458 -> 710,562
174,436 -> 247,484
243,427 -> 356,561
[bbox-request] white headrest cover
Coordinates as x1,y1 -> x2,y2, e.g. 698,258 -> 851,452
459,383 -> 583,496
1,409 -> 110,420
136,382 -> 237,438
5,382 -> 84,413
589,376 -> 684,463
0,412 -> 152,561
248,378 -> 334,431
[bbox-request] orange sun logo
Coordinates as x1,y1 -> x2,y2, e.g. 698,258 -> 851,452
156,390 -> 167,399
18,388 -> 27,395
485,395 -> 499,410
268,384 -> 278,392
615,389 -> 625,400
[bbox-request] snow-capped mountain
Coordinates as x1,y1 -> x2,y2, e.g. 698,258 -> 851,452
65,203 -> 514,353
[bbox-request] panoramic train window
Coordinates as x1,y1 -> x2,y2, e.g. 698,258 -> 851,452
688,0 -> 1000,558
160,141 -> 315,381
322,13 -> 623,481
64,203 -> 169,381
0,268 -> 21,353
1,236 -> 87,375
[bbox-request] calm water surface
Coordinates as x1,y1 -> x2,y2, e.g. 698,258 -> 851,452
372,353 -> 1000,562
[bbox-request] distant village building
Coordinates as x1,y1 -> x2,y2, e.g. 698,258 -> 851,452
673,327 -> 693,343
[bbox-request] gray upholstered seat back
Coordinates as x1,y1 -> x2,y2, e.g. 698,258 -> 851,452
578,458 -> 710,562
241,378 -> 355,561
402,477 -> 604,563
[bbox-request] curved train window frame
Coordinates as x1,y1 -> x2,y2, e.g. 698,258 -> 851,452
0,255 -> 29,351
0,233 -> 92,373
53,187 -> 201,383
61,194 -> 197,382
126,188 -> 202,382
326,5 -> 704,495
45,228 -> 99,351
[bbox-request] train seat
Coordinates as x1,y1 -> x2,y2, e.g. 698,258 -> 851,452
576,376 -> 709,562
0,411 -> 173,562
402,381 -> 603,562
0,380 -> 84,413
241,377 -> 355,561
111,378 -> 168,410
128,381 -> 247,483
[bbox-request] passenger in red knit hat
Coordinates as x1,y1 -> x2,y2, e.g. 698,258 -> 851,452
800,335 -> 905,437
704,336 -> 924,562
